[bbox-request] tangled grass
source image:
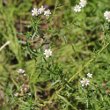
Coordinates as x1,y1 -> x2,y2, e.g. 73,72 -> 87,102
0,0 -> 110,110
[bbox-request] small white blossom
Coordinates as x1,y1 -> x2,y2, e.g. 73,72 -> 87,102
79,0 -> 87,8
17,69 -> 25,74
44,49 -> 52,58
80,78 -> 90,87
104,11 -> 110,22
23,74 -> 27,76
38,6 -> 45,14
14,93 -> 19,97
73,5 -> 81,12
87,73 -> 92,78
28,93 -> 32,96
44,9 -> 51,16
32,8 -> 38,16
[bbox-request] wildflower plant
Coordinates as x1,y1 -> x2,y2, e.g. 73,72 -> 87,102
73,0 -> 87,12
25,6 -> 52,58
104,11 -> 110,22
1,0 -> 110,110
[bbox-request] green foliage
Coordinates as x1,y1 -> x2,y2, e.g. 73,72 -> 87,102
0,0 -> 110,110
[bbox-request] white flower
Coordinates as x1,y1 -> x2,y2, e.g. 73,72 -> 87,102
44,9 -> 51,16
104,11 -> 110,22
17,69 -> 25,74
28,93 -> 32,96
44,49 -> 52,58
14,92 -> 19,97
23,74 -> 27,76
79,0 -> 87,8
87,73 -> 92,78
32,8 -> 38,16
38,6 -> 45,14
73,5 -> 81,12
80,78 -> 90,87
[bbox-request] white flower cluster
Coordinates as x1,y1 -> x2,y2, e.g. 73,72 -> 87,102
80,73 -> 92,87
32,6 -> 51,16
44,49 -> 52,58
104,11 -> 110,22
17,68 -> 25,74
80,78 -> 90,87
73,0 -> 87,12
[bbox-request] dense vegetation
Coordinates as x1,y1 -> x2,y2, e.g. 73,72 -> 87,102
0,0 -> 110,110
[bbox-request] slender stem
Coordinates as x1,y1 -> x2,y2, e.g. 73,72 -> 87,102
46,42 -> 110,104
0,41 -> 10,51
68,42 -> 110,83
